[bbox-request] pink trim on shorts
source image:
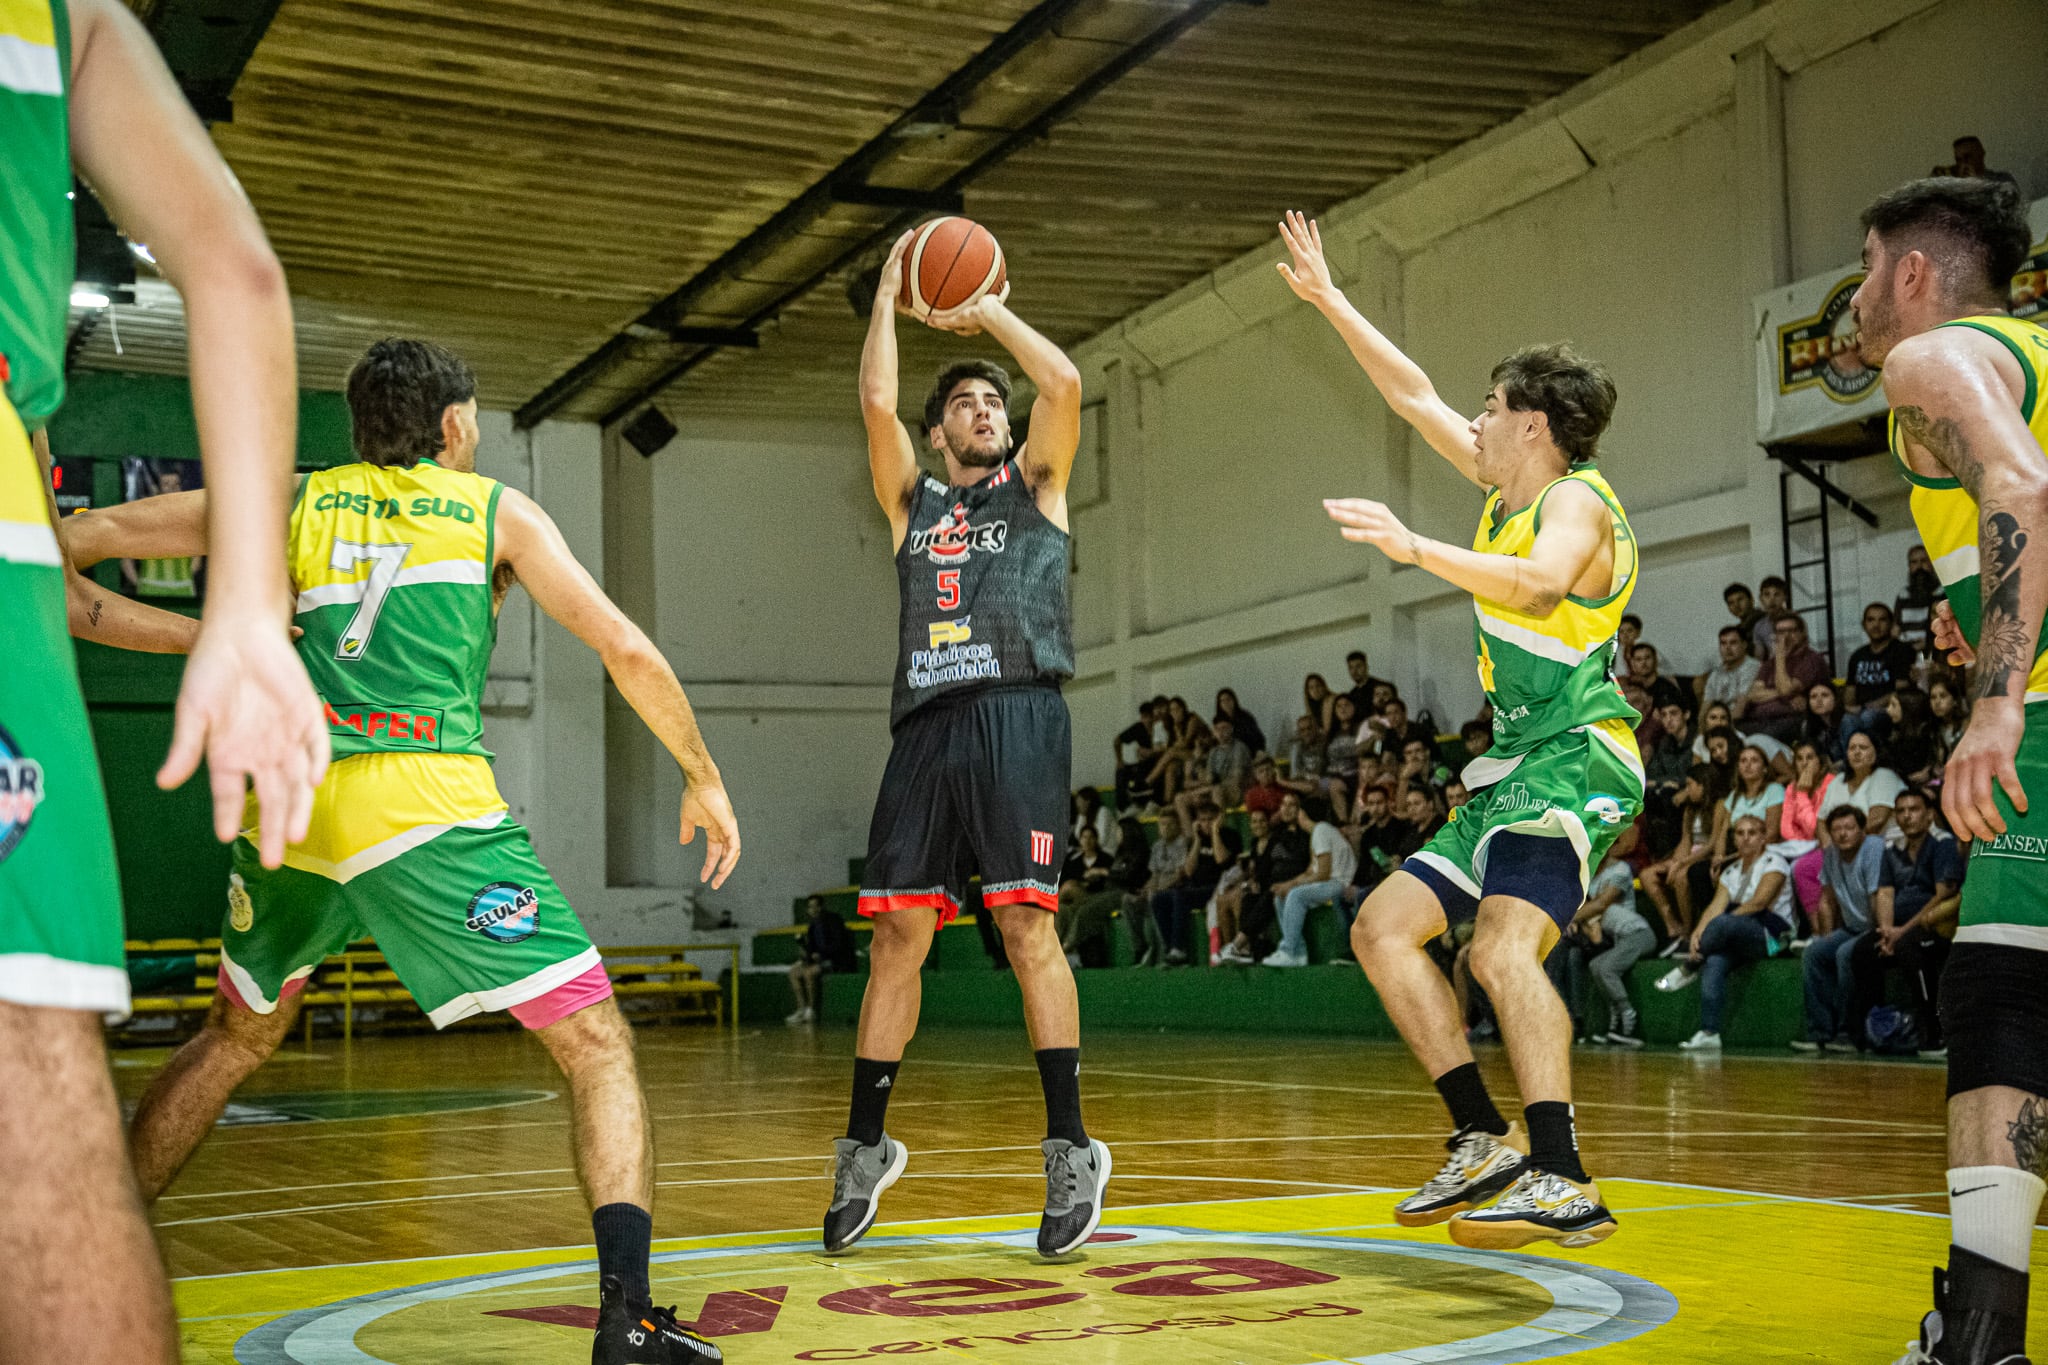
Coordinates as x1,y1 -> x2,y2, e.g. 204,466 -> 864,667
508,962 -> 614,1030
218,968 -> 308,1014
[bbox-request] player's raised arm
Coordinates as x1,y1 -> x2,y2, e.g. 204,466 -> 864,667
1324,477 -> 1611,617
66,0 -> 326,865
1887,327 -> 2048,841
861,229 -> 922,546
494,488 -> 740,889
926,292 -> 1083,507
1276,211 -> 1482,486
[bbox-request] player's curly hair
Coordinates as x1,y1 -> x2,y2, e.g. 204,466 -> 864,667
923,359 -> 1011,436
1490,343 -> 1617,465
1860,176 -> 2032,303
346,338 -> 477,468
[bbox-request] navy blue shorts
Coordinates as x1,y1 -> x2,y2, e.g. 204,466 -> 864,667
1402,831 -> 1587,929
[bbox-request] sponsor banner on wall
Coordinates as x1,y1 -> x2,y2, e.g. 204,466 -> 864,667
1754,193 -> 2048,445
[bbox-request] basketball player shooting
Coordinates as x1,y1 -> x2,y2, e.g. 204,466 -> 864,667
1851,176 -> 2048,1365
826,223 -> 1109,1259
1278,210 -> 1641,1250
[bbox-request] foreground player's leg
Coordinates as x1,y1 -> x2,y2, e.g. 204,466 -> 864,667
0,1003 -> 177,1365
1900,942 -> 2047,1365
129,990 -> 303,1200
534,1000 -> 720,1364
997,903 -> 1110,1257
824,907 -> 934,1252
1451,890 -> 1617,1251
1351,872 -> 1525,1226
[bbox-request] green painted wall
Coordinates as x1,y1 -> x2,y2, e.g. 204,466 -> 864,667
52,370 -> 353,941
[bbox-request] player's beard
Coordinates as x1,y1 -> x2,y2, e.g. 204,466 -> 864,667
1852,288 -> 1899,366
951,432 -> 1011,469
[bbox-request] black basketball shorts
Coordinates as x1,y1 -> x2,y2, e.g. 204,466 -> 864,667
859,684 -> 1071,927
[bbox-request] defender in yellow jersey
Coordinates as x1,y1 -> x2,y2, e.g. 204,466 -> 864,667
71,341 -> 741,1365
1279,211 -> 1634,1255
1853,177 -> 2048,1365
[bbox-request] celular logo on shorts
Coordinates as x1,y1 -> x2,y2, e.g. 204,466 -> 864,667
1584,794 -> 1626,826
466,882 -> 540,943
0,722 -> 48,865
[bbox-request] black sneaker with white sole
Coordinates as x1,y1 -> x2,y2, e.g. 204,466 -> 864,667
823,1134 -> 908,1253
592,1275 -> 723,1364
1038,1138 -> 1111,1256
1895,1253 -> 2033,1365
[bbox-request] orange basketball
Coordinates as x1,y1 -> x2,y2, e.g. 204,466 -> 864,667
898,216 -> 1007,319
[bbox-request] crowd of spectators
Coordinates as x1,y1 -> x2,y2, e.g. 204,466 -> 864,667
1067,543 -> 1975,1057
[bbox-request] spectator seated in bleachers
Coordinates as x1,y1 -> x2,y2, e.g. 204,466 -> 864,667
1175,715 -> 1251,827
1303,672 -> 1338,736
1752,576 -> 1791,658
1795,804 -> 1887,1053
1698,623 -> 1760,725
1800,680 -> 1849,767
1324,693 -> 1364,788
1930,678 -> 1968,773
1458,719 -> 1493,767
1707,744 -> 1785,871
1842,601 -> 1920,745
1113,699 -> 1164,811
1109,814 -> 1164,965
1058,824 -> 1122,969
1884,685 -> 1942,788
1672,813 -> 1797,1051
1778,740 -> 1834,925
1213,686 -> 1266,757
1744,610 -> 1831,743
1242,755 -> 1285,817
1723,581 -> 1767,659
1628,641 -> 1692,720
1342,780 -> 1408,916
1343,649 -> 1394,721
1217,798 -> 1312,965
1151,800 -> 1239,968
787,894 -> 858,1026
1846,786 -> 1959,1057
1896,544 -> 1939,655
1072,785 -> 1119,856
1263,798 -> 1359,967
1564,835 -> 1655,1047
1363,695 -> 1431,762
1136,810 -> 1193,969
1280,714 -> 1329,808
1642,761 -> 1721,950
1837,730 -> 1906,846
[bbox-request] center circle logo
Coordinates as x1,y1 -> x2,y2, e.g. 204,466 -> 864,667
236,1227 -> 1677,1364
0,722 -> 47,865
464,882 -> 540,943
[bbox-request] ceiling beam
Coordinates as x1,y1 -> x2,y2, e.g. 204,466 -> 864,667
513,0 -> 1097,430
595,0 -> 1265,430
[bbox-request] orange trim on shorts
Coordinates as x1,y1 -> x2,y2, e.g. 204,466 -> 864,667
981,886 -> 1058,912
858,890 -> 963,928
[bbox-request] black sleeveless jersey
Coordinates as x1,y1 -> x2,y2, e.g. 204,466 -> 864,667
892,458 -> 1073,728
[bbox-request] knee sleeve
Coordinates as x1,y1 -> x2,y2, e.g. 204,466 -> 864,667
1944,942 -> 2048,1099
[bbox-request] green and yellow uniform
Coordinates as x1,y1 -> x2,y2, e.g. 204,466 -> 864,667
1407,466 -> 1645,919
220,461 -> 610,1028
1892,313 -> 2048,950
0,0 -> 130,1015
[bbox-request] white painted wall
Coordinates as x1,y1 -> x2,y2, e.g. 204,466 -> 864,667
525,0 -> 2046,930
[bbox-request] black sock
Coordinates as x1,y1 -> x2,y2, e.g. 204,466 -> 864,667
847,1057 -> 900,1146
1433,1063 -> 1508,1137
593,1202 -> 652,1308
1035,1047 -> 1088,1145
1524,1101 -> 1590,1182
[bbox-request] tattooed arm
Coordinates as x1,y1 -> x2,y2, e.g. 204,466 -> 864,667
1886,326 -> 2048,842
32,431 -> 200,653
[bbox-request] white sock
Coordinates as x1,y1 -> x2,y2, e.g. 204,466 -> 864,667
1949,1165 -> 2046,1274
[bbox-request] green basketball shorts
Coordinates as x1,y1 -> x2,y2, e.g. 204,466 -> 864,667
1955,703 -> 2048,952
216,752 -> 611,1029
1403,716 -> 1645,928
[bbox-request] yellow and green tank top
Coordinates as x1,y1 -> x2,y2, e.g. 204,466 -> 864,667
0,0 -> 74,431
1470,465 -> 1640,755
1891,314 -> 2048,703
290,460 -> 504,759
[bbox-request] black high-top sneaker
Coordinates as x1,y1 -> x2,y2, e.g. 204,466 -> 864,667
592,1274 -> 723,1364
1895,1253 -> 2032,1365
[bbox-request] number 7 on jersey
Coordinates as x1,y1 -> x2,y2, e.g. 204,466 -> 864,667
328,539 -> 413,661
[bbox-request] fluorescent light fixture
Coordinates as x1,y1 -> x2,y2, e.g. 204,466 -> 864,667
70,288 -> 110,309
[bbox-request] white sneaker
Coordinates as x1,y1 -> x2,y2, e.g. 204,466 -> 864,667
801,1006 -> 816,1023
785,1007 -> 808,1025
1678,1029 -> 1722,1052
1260,948 -> 1309,968
1788,1038 -> 1821,1053
1917,1048 -> 1949,1061
1217,942 -> 1253,965
1655,963 -> 1698,993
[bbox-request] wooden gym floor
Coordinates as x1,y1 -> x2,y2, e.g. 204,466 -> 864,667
124,1024 -> 2042,1362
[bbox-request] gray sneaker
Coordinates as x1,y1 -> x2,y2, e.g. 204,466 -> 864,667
822,1134 -> 907,1253
1038,1138 -> 1112,1256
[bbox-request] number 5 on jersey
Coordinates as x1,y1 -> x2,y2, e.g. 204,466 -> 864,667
329,539 -> 413,661
936,568 -> 961,611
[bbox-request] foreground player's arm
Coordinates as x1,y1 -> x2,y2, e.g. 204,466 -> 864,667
494,489 -> 740,889
1888,328 -> 2048,841
1324,478 -> 1610,617
860,230 -> 921,548
1276,211 -> 1480,485
68,0 -> 327,866
32,431 -> 199,652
